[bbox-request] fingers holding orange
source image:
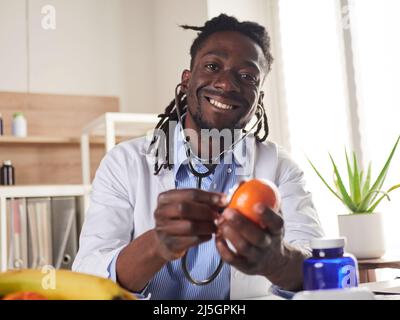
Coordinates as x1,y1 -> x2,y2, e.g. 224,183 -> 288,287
226,179 -> 281,227
218,208 -> 272,248
252,203 -> 284,235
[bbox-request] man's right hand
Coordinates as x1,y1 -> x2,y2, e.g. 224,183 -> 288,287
154,189 -> 228,262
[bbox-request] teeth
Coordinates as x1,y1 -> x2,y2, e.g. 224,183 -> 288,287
209,98 -> 233,110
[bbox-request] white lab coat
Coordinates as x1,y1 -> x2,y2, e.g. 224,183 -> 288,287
72,134 -> 324,299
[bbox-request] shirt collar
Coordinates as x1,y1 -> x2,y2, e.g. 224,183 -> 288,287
172,120 -> 252,178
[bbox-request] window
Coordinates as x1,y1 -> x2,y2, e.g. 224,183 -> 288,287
279,0 -> 351,237
277,0 -> 400,269
351,0 -> 400,253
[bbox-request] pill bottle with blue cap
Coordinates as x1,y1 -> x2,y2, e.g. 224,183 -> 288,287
303,237 -> 358,290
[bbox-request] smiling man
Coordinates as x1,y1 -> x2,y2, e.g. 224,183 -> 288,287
72,14 -> 324,300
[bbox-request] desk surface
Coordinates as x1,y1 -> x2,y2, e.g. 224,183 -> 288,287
358,255 -> 400,270
360,279 -> 400,295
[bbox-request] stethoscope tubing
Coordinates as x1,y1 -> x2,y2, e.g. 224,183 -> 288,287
180,162 -> 225,286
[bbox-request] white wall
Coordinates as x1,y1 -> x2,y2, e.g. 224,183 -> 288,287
0,0 -> 27,92
0,0 -> 208,113
27,0 -> 123,97
153,0 -> 208,112
0,0 -> 127,107
207,0 -> 270,25
206,0 -> 290,148
0,0 -> 283,124
118,0 -> 155,112
120,0 -> 208,113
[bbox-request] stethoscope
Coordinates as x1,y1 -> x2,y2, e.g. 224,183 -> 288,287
174,83 -> 264,285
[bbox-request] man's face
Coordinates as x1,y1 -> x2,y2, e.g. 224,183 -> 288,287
181,31 -> 267,131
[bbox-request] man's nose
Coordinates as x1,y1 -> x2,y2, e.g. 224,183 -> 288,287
214,70 -> 240,93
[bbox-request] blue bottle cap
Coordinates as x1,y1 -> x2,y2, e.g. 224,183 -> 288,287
310,237 -> 346,249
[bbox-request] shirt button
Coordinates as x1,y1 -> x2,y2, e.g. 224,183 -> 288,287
213,183 -> 217,189
227,167 -> 232,174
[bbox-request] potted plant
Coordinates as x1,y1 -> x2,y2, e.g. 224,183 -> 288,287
308,136 -> 400,259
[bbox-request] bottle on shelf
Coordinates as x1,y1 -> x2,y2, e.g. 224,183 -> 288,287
0,160 -> 15,185
12,112 -> 27,137
0,112 -> 3,136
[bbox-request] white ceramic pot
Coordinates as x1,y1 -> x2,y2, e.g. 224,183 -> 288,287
337,212 -> 386,259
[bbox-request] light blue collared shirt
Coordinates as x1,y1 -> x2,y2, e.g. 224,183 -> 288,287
108,124 -> 242,299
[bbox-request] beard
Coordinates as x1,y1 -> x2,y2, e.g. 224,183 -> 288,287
188,102 -> 247,131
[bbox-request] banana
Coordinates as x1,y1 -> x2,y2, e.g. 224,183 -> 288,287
0,269 -> 136,300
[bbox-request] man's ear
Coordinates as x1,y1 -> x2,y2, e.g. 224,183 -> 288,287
180,70 -> 191,93
258,91 -> 265,104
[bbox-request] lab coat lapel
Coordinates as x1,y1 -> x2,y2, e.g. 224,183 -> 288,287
234,134 -> 257,180
144,155 -> 175,192
155,168 -> 175,191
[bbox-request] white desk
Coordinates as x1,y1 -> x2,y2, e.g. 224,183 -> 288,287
360,278 -> 400,295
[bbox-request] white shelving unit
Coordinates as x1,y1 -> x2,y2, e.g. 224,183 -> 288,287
0,112 -> 159,272
0,184 -> 92,272
80,112 -> 159,184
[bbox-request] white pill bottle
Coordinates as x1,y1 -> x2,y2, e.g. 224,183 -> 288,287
12,112 -> 28,137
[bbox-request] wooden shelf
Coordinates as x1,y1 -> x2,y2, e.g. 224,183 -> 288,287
0,184 -> 91,197
0,135 -> 106,145
0,91 -> 120,185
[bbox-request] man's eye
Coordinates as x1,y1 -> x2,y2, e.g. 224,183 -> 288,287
240,73 -> 257,83
205,63 -> 218,71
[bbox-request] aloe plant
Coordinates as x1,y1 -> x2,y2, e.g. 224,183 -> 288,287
308,136 -> 400,214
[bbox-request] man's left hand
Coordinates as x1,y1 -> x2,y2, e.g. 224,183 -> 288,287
215,203 -> 288,278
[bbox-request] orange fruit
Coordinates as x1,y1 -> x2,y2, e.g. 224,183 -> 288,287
227,179 -> 280,226
2,291 -> 48,300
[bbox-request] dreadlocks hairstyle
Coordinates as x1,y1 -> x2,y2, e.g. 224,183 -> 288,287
148,14 -> 273,175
